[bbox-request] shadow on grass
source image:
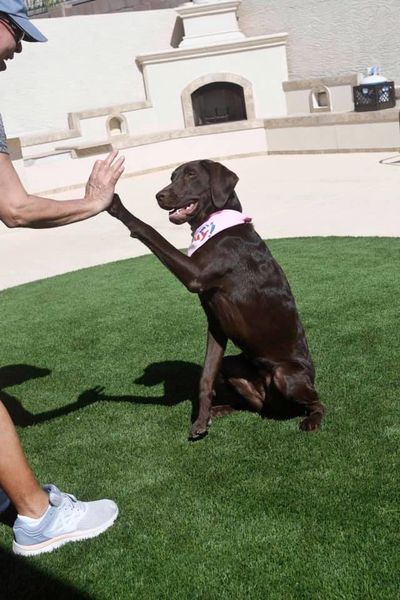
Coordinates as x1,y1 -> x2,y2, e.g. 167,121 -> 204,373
77,360 -> 306,423
0,364 -> 52,427
0,546 -> 93,600
0,361 -> 305,429
0,362 -> 202,428
0,364 -> 106,428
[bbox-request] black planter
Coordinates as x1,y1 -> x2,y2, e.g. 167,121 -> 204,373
353,81 -> 395,112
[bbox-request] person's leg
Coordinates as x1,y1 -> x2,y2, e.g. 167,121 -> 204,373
0,401 -> 48,517
0,401 -> 118,556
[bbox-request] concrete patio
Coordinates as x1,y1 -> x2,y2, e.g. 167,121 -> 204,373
1,150 -> 399,290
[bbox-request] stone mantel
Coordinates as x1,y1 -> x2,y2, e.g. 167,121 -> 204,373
136,33 -> 288,69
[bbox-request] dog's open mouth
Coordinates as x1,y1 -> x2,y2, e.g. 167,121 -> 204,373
168,201 -> 198,224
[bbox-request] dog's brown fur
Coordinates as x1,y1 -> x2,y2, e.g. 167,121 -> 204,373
108,160 -> 325,439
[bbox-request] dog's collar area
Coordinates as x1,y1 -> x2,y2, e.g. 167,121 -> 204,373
187,210 -> 252,257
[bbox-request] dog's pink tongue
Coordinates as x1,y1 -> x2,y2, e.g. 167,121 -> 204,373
169,210 -> 187,224
169,202 -> 197,224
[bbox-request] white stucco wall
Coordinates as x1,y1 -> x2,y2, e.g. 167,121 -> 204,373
0,10 -> 177,136
2,1 -> 399,139
238,0 -> 400,82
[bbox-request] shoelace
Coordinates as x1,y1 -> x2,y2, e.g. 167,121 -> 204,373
62,493 -> 83,513
48,492 -> 85,531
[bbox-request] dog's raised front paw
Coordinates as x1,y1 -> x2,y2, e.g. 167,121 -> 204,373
107,193 -> 125,219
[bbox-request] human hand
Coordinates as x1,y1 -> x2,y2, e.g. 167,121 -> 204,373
84,150 -> 125,212
76,386 -> 107,407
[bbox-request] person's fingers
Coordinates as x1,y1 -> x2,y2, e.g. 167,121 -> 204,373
112,164 -> 125,183
85,152 -> 125,203
88,159 -> 103,183
93,153 -> 124,172
98,156 -> 125,184
110,156 -> 125,177
104,149 -> 120,167
112,155 -> 125,170
105,155 -> 125,177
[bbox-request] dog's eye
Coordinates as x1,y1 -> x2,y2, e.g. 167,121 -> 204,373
186,171 -> 196,178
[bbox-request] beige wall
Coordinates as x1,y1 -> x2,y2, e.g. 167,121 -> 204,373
3,1 -> 399,138
1,4 -> 289,139
0,10 -> 177,136
238,0 -> 400,82
34,0 -> 400,86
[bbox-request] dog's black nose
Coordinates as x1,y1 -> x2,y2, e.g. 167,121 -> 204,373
156,191 -> 167,204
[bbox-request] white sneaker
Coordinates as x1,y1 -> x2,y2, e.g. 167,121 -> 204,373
12,484 -> 118,556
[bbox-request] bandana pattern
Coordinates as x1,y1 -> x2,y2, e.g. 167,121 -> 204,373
188,210 -> 252,257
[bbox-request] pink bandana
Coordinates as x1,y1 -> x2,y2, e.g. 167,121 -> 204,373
187,210 -> 252,257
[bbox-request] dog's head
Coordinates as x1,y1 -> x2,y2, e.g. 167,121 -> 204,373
156,160 -> 242,228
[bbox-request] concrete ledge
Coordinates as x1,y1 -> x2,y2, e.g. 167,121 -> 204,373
20,128 -> 81,148
17,107 -> 400,185
264,107 -> 400,129
7,137 -> 23,161
33,120 -> 264,158
18,101 -> 152,148
20,120 -> 263,166
114,119 -> 264,149
265,116 -> 400,154
24,149 -> 73,166
283,73 -> 360,92
71,100 -> 152,120
21,110 -> 400,166
68,143 -> 113,159
268,147 -> 400,155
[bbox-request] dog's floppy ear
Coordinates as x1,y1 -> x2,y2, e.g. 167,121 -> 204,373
201,160 -> 239,209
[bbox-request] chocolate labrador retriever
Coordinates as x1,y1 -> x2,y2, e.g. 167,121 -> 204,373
108,160 -> 325,439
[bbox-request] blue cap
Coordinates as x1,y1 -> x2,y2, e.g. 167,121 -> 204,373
0,1 -> 47,42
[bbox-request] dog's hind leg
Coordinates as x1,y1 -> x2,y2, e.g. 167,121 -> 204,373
220,355 -> 266,413
272,365 -> 325,431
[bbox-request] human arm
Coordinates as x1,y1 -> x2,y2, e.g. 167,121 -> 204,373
0,150 -> 125,228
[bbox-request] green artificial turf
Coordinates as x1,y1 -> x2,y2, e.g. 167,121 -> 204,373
0,237 -> 399,600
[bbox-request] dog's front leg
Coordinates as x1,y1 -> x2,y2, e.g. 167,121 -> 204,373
190,328 -> 227,440
108,194 -> 204,293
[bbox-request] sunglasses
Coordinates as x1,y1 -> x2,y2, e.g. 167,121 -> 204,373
0,16 -> 25,44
